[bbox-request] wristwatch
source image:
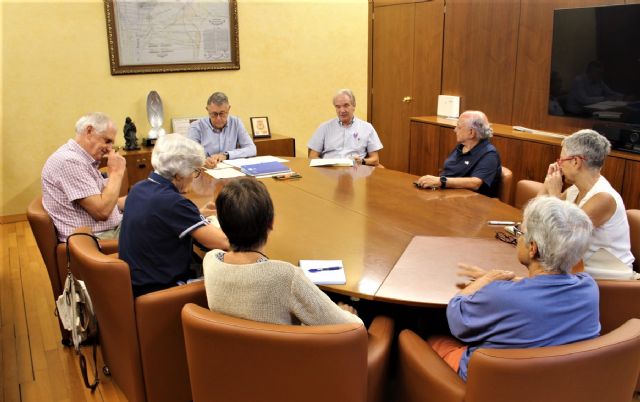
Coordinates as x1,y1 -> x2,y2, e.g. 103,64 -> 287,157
440,176 -> 447,189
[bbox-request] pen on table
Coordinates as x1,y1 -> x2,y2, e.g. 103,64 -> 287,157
307,267 -> 342,273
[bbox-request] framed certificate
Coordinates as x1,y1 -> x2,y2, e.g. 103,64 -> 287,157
250,117 -> 271,138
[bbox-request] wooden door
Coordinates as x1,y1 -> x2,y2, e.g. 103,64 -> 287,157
371,3 -> 415,172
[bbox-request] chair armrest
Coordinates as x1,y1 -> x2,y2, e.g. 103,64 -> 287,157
398,329 -> 465,402
99,239 -> 118,255
366,315 -> 394,402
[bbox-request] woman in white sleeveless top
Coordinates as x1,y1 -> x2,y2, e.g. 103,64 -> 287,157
540,129 -> 635,279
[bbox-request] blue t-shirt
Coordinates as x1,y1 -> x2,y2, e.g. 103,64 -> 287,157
119,172 -> 209,295
441,140 -> 501,197
447,273 -> 600,381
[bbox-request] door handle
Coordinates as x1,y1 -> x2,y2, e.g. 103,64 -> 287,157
402,96 -> 413,103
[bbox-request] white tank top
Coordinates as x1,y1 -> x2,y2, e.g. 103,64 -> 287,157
566,176 -> 635,279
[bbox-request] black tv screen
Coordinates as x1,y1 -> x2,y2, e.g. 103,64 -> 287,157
549,4 -> 640,126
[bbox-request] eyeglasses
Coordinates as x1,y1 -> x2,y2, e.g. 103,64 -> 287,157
495,231 -> 518,246
556,155 -> 585,165
193,168 -> 204,178
208,111 -> 228,119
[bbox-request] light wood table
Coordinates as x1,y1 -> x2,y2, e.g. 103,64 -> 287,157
187,158 -> 523,305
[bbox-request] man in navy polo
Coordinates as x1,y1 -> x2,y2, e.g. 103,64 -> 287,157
415,110 -> 502,197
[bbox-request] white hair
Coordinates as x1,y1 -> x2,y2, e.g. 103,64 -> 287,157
523,196 -> 593,274
462,110 -> 493,140
333,89 -> 356,107
152,134 -> 205,179
562,129 -> 611,169
75,112 -> 112,135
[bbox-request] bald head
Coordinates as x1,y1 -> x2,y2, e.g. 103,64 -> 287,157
459,110 -> 492,140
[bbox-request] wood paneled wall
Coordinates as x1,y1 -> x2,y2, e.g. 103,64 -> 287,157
371,0 -> 638,138
441,0 -> 520,124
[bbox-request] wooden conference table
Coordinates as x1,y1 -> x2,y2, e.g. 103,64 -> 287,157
187,158 -> 525,307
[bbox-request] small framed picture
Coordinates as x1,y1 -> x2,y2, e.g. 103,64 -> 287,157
171,117 -> 201,136
250,117 -> 271,138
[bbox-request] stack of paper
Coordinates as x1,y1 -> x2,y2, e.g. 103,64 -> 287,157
309,158 -> 354,167
299,260 -> 346,285
225,155 -> 289,168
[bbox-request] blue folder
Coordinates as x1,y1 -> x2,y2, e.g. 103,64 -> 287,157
240,161 -> 292,176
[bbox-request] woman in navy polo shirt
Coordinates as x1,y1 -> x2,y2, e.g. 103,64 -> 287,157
119,134 -> 228,297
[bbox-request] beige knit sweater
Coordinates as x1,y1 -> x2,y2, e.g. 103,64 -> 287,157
203,250 -> 362,326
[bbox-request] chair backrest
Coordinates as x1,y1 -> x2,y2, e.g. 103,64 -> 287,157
27,195 -> 65,299
499,167 -> 513,204
182,303 -> 369,402
628,209 -> 640,271
598,279 -> 640,391
67,227 -> 146,402
465,319 -> 640,402
514,179 -> 543,209
136,283 -> 208,402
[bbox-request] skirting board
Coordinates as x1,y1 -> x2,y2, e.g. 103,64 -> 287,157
0,213 -> 27,224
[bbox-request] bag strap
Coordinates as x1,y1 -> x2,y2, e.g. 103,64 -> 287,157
78,323 -> 99,391
65,232 -> 102,392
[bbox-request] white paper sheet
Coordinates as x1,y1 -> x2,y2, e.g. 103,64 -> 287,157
224,156 -> 289,168
309,158 -> 354,167
205,168 -> 246,179
299,260 -> 346,285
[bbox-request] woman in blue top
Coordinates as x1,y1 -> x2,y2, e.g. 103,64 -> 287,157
434,196 -> 600,381
119,134 -> 229,297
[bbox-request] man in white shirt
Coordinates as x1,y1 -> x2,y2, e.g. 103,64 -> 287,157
307,89 -> 383,166
187,92 -> 256,168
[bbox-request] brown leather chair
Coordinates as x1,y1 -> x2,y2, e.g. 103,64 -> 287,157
26,196 -> 118,343
397,319 -> 640,402
628,209 -> 639,272
499,166 -> 513,204
181,303 -> 394,402
598,278 -> 640,391
67,227 -> 207,402
514,179 -> 543,209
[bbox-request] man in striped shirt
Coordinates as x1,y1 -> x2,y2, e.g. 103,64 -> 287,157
41,112 -> 126,241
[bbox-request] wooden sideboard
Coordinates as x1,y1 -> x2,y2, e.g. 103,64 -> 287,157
112,134 -> 296,190
409,116 -> 640,209
254,134 -> 296,158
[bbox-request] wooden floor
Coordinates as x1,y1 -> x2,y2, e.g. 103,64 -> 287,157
3,220 -> 640,402
1,221 -> 127,402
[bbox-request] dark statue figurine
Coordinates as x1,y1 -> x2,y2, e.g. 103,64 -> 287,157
123,117 -> 140,150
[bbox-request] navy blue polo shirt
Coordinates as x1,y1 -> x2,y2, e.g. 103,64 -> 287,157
441,139 -> 502,197
119,172 -> 208,295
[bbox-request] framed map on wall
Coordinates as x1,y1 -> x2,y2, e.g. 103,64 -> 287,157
104,0 -> 239,75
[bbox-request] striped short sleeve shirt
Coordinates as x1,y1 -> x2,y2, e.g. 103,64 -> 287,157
41,139 -> 122,241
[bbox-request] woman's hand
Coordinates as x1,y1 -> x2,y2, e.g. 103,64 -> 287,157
199,201 -> 217,217
457,263 -> 487,280
543,162 -> 563,197
337,302 -> 358,316
458,269 -> 515,296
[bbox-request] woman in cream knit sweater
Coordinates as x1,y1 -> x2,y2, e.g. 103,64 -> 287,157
203,177 -> 361,325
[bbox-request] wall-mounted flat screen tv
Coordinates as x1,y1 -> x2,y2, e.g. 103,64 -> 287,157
549,4 -> 640,125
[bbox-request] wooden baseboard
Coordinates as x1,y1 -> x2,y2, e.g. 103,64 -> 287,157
0,213 -> 27,224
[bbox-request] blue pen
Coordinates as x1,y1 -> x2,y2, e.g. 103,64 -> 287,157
308,267 -> 341,273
